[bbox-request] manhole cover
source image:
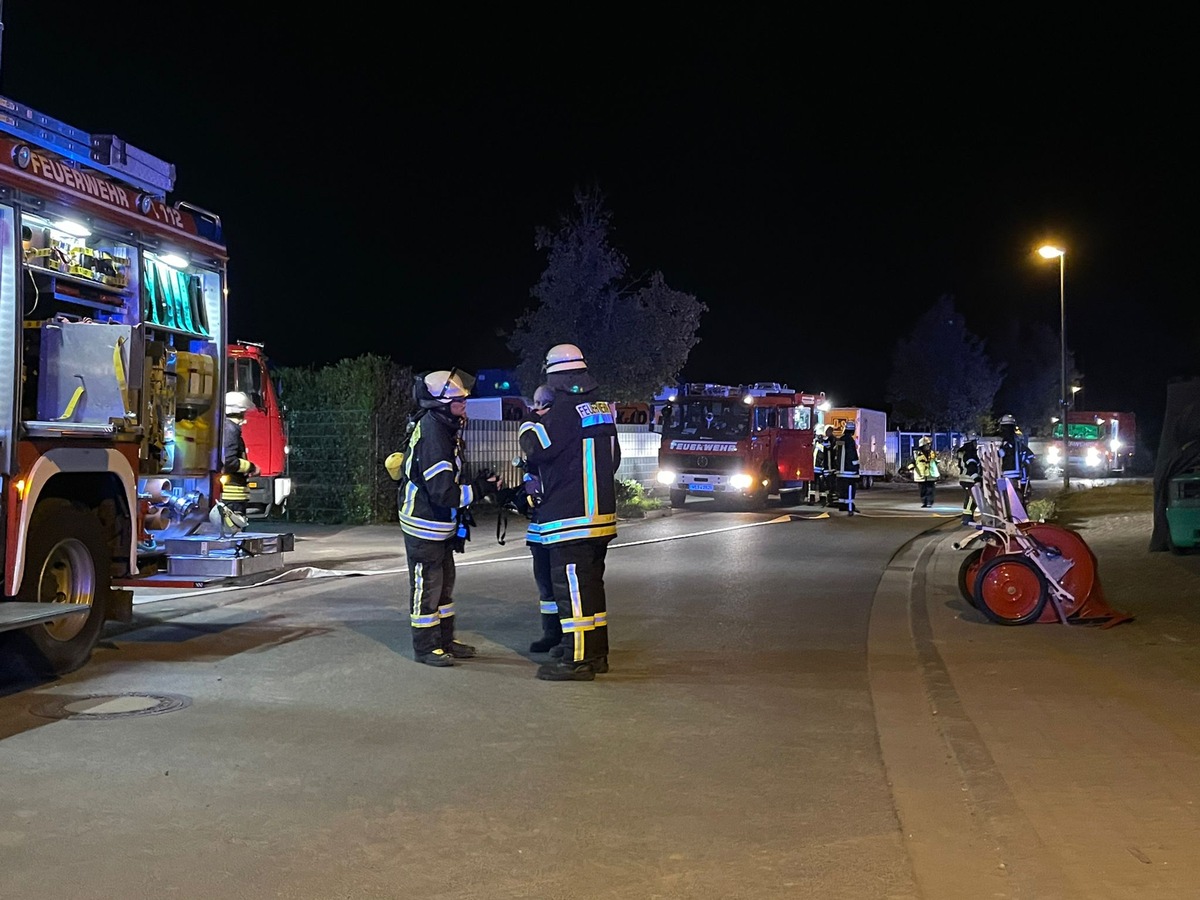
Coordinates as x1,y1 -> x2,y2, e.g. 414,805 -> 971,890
30,692 -> 191,721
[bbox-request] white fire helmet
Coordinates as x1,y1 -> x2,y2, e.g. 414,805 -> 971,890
999,414 -> 1016,426
919,435 -> 932,447
225,391 -> 253,416
424,370 -> 470,403
544,343 -> 587,374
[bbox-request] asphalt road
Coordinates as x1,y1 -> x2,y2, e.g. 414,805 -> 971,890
2,481 -> 1198,899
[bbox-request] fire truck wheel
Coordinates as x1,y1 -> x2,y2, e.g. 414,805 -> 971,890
669,489 -> 687,508
13,499 -> 112,676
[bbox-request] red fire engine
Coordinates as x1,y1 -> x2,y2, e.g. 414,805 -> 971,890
227,341 -> 292,517
655,382 -> 826,508
1045,411 -> 1136,477
0,93 -> 292,675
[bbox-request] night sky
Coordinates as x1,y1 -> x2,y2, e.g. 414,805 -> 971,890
2,10 -> 1194,446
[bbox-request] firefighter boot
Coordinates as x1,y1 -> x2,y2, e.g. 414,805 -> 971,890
529,614 -> 563,653
440,620 -> 476,659
536,659 -> 596,681
414,632 -> 454,667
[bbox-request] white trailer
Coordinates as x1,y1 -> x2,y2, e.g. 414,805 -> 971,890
825,407 -> 887,487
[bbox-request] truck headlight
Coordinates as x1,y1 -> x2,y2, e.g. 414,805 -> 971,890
1047,446 -> 1060,463
275,478 -> 294,504
1085,447 -> 1101,467
656,469 -> 676,485
729,473 -> 753,489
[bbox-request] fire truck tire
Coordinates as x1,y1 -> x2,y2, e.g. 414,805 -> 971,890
669,489 -> 687,508
974,554 -> 1048,625
12,499 -> 112,676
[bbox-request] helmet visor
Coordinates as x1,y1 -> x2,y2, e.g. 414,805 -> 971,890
436,368 -> 476,401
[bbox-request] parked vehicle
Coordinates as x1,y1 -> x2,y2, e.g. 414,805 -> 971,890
656,382 -> 825,508
0,93 -> 292,674
1045,411 -> 1135,477
825,407 -> 887,487
227,341 -> 293,517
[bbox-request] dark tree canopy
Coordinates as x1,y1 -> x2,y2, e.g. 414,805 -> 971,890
507,187 -> 706,401
886,295 -> 1004,434
990,320 -> 1077,436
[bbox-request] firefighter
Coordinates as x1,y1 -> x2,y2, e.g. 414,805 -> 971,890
907,435 -> 939,508
811,425 -> 833,506
518,343 -> 620,681
521,384 -> 560,654
956,437 -> 982,525
220,391 -> 259,519
998,414 -> 1036,503
395,369 -> 502,667
832,420 -> 860,516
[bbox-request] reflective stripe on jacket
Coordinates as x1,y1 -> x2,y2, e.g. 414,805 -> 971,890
519,389 -> 620,545
399,412 -> 474,542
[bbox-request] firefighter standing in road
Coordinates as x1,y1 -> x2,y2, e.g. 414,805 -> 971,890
811,425 -> 833,506
907,435 -> 939,508
956,437 -> 982,525
518,344 -> 620,682
220,391 -> 258,519
521,384 -> 561,655
832,420 -> 860,516
998,414 -> 1036,503
394,369 -> 501,667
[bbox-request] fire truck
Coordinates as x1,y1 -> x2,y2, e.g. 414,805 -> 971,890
227,341 -> 292,517
0,94 -> 292,675
655,382 -> 826,508
1045,411 -> 1136,477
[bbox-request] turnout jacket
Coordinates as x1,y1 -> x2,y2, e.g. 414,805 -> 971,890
518,382 -> 621,546
909,446 -> 939,481
832,433 -> 860,479
398,410 -> 480,542
221,418 -> 253,502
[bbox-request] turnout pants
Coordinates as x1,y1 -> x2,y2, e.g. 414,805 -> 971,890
530,541 -> 561,643
836,476 -> 857,513
919,480 -> 936,506
403,533 -> 459,656
548,538 -> 610,664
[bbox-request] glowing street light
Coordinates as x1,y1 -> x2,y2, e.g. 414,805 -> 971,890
1038,244 -> 1069,490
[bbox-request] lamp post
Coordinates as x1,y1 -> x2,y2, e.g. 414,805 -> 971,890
1038,245 -> 1069,490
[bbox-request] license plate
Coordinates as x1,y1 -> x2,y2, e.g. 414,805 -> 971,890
691,483 -> 714,491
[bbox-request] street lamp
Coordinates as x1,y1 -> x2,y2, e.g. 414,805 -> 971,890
1038,244 -> 1069,490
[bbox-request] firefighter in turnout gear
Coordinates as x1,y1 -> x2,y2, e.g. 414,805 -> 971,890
518,344 -> 621,681
833,420 -> 860,515
956,437 -> 982,525
521,384 -> 561,654
908,435 -> 939,508
998,414 -> 1036,504
395,369 -> 501,667
811,425 -> 834,506
220,392 -> 259,518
